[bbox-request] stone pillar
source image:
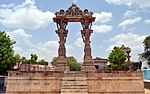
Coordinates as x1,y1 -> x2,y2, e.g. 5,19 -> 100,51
81,18 -> 96,72
55,19 -> 69,71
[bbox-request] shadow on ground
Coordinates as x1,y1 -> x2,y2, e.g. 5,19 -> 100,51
144,82 -> 150,90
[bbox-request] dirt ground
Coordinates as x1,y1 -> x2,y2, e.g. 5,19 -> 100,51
145,89 -> 150,94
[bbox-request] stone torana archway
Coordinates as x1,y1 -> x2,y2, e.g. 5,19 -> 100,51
53,4 -> 96,72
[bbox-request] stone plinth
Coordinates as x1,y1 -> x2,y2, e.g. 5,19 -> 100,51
87,72 -> 145,94
55,57 -> 70,72
6,71 -> 64,94
81,60 -> 96,72
6,71 -> 145,94
81,65 -> 96,72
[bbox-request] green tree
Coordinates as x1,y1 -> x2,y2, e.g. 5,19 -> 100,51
108,46 -> 127,70
142,36 -> 150,67
38,59 -> 48,65
21,56 -> 27,64
51,57 -> 58,66
94,57 -> 101,60
0,31 -> 16,75
14,54 -> 21,69
30,54 -> 38,64
51,56 -> 81,71
67,56 -> 81,71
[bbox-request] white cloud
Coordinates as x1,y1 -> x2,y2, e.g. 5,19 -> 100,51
118,17 -> 142,29
36,41 -> 59,60
7,28 -> 83,62
144,19 -> 150,24
0,0 -> 55,29
105,0 -> 134,6
13,46 -> 23,54
0,4 -> 15,8
6,29 -> 59,62
106,32 -> 147,61
92,25 -> 112,33
93,12 -> 112,23
123,10 -> 139,19
73,0 -> 77,4
23,0 -> 35,5
136,0 -> 150,8
73,37 -> 84,47
105,0 -> 150,8
7,29 -> 32,46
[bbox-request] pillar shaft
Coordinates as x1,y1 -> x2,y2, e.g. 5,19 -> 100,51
55,19 -> 69,71
81,18 -> 96,72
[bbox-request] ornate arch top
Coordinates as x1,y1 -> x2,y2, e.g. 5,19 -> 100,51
53,4 -> 95,22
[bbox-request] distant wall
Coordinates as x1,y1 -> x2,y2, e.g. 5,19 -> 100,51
143,69 -> 150,80
87,72 -> 145,94
6,71 -> 64,94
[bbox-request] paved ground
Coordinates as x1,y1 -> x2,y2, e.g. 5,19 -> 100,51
145,89 -> 150,94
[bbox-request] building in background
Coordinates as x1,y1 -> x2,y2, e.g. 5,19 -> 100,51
93,58 -> 107,71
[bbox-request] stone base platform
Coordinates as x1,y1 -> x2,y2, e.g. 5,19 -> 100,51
6,71 -> 145,94
87,72 -> 145,94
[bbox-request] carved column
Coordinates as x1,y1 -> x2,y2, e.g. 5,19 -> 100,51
55,18 -> 69,71
81,18 -> 96,72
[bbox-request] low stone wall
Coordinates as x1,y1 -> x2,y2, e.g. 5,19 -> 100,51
6,71 -> 145,94
87,72 -> 145,94
6,71 -> 64,94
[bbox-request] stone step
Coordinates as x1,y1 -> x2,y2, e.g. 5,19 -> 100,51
62,85 -> 87,89
63,77 -> 87,81
65,71 -> 86,77
65,71 -> 86,74
64,74 -> 86,77
62,81 -> 87,85
61,71 -> 88,94
61,88 -> 87,92
61,92 -> 88,94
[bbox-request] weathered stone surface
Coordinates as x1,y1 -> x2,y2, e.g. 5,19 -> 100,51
53,4 -> 96,72
6,71 -> 145,94
87,72 -> 145,94
61,71 -> 88,94
6,71 -> 64,94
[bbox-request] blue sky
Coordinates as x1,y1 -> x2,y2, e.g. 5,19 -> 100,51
0,0 -> 150,65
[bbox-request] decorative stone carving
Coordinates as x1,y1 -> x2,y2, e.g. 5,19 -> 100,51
55,29 -> 68,57
55,18 -> 68,30
53,4 -> 96,72
55,4 -> 93,17
81,29 -> 93,61
66,4 -> 82,17
81,18 -> 93,30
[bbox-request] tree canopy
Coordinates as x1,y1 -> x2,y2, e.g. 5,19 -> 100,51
67,56 -> 81,71
30,54 -> 38,64
51,57 -> 58,67
142,35 -> 150,67
21,54 -> 48,65
0,31 -> 48,75
94,57 -> 101,60
108,46 -> 127,70
51,56 -> 81,71
13,54 -> 21,69
38,59 -> 48,65
0,31 -> 16,75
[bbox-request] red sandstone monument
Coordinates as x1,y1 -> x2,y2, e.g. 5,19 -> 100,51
6,4 -> 145,94
53,4 -> 95,72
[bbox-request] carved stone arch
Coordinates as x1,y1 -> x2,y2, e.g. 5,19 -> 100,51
53,4 -> 96,72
